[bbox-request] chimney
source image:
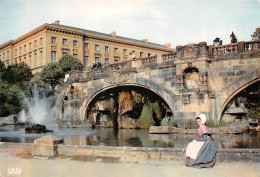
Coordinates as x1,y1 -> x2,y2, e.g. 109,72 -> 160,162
55,20 -> 60,25
163,43 -> 171,48
142,39 -> 148,43
110,31 -> 116,38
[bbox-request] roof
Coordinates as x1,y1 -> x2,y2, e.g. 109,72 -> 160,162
48,23 -> 170,49
0,23 -> 173,52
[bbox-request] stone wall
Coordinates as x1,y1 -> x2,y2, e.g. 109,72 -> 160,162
0,142 -> 259,163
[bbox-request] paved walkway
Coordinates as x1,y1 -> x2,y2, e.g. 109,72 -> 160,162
0,152 -> 259,177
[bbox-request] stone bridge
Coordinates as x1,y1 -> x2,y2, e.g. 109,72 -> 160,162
61,40 -> 260,126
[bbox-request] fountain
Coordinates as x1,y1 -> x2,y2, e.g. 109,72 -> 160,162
18,85 -> 58,132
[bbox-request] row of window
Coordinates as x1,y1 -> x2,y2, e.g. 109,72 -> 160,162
51,37 -> 78,47
51,37 -> 150,57
14,38 -> 43,56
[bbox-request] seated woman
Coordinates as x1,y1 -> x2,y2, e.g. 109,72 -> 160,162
185,114 -> 217,168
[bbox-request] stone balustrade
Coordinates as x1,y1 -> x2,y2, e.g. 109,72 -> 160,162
211,43 -> 238,56
162,53 -> 176,62
141,55 -> 157,65
66,40 -> 260,83
244,40 -> 260,51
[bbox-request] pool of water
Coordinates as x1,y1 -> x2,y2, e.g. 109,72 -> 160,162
0,125 -> 260,148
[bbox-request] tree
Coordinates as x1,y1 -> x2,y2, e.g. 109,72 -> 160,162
40,62 -> 64,89
251,27 -> 260,41
58,55 -> 83,73
1,62 -> 33,86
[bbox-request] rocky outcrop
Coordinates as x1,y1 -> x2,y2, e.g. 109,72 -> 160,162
25,124 -> 53,133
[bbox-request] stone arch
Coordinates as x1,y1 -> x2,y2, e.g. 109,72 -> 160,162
82,77 -> 176,121
218,68 -> 260,122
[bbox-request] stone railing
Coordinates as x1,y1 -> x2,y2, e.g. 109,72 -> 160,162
244,40 -> 260,51
141,55 -> 157,65
66,40 -> 260,82
162,53 -> 176,62
211,43 -> 238,56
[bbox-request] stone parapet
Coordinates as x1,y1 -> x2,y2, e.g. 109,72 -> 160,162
0,142 -> 259,162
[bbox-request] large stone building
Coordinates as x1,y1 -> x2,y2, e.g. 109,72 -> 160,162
0,20 -> 173,73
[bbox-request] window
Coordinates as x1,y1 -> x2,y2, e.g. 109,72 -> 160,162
24,56 -> 26,64
114,58 -> 119,63
73,54 -> 78,58
84,43 -> 89,49
24,45 -> 26,52
73,40 -> 78,47
51,51 -> 56,61
29,43 -> 31,50
148,53 -> 151,57
123,49 -> 127,55
95,57 -> 99,63
114,48 -> 118,54
84,56 -> 89,67
15,49 -> 17,56
29,55 -> 32,67
40,38 -> 43,45
140,52 -> 143,58
51,37 -> 57,44
34,53 -> 37,66
95,45 -> 99,51
34,40 -> 37,48
62,39 -> 68,46
63,52 -> 68,56
131,51 -> 135,59
3,53 -> 5,59
105,46 -> 109,52
40,51 -> 43,65
105,58 -> 109,64
7,51 -> 9,58
19,47 -> 22,54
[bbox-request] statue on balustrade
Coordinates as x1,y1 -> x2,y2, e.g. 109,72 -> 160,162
230,31 -> 237,44
213,37 -> 222,46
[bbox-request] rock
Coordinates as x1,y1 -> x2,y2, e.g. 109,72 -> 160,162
0,115 -> 17,125
149,126 -> 171,134
118,92 -> 134,115
25,124 -> 54,133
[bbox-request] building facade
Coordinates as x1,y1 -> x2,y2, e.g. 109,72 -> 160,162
0,21 -> 173,73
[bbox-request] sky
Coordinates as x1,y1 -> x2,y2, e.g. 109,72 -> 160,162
0,0 -> 259,48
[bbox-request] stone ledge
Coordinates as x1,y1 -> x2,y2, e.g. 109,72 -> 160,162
0,142 -> 259,162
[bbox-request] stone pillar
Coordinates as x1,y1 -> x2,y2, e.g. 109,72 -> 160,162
176,45 -> 183,60
237,41 -> 245,53
33,135 -> 64,157
199,42 -> 208,58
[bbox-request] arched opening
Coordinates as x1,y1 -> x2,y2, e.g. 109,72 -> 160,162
221,81 -> 260,126
85,86 -> 173,129
183,67 -> 199,89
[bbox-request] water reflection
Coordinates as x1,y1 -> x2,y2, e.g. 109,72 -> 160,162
0,126 -> 260,148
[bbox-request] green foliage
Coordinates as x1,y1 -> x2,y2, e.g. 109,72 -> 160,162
251,27 -> 260,41
39,55 -> 84,88
161,116 -> 175,127
0,62 -> 32,116
1,63 -> 32,87
137,104 -> 155,129
245,100 -> 260,122
0,84 -> 23,117
150,101 -> 162,120
40,62 -> 64,88
58,55 -> 83,73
